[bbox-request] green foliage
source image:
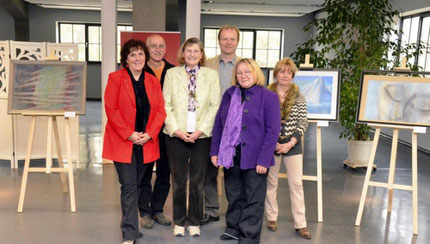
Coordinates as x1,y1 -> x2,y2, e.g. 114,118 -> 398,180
291,0 -> 407,141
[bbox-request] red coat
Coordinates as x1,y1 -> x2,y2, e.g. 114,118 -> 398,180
102,68 -> 166,163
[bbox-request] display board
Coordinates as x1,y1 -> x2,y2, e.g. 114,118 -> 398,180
8,60 -> 87,115
294,69 -> 341,121
357,73 -> 430,127
120,31 -> 181,66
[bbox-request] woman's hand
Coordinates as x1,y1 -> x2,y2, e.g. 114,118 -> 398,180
275,142 -> 282,152
129,131 -> 143,143
174,130 -> 191,141
276,143 -> 292,154
276,139 -> 297,154
211,156 -> 219,167
187,130 -> 203,143
133,133 -> 151,145
256,165 -> 267,174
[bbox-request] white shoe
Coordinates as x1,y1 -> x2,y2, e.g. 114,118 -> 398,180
187,225 -> 200,236
122,240 -> 134,244
173,225 -> 185,236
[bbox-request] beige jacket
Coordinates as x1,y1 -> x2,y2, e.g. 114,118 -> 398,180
163,66 -> 221,138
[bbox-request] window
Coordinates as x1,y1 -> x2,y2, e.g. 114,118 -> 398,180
203,28 -> 283,68
399,13 -> 430,71
58,23 -> 133,62
117,25 -> 133,63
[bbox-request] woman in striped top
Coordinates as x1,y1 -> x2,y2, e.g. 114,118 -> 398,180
264,57 -> 311,239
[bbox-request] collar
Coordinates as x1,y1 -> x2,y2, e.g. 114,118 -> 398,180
219,55 -> 237,65
238,84 -> 259,94
126,67 -> 145,82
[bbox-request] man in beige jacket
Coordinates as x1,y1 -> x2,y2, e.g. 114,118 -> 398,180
203,25 -> 241,225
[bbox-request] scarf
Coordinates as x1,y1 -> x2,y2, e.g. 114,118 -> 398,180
217,87 -> 244,169
268,82 -> 299,119
185,65 -> 200,112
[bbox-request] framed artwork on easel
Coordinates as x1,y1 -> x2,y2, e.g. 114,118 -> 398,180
8,60 -> 87,115
357,70 -> 430,127
294,69 -> 341,121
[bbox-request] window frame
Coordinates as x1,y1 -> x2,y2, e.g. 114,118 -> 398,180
57,22 -> 132,63
398,11 -> 430,70
203,27 -> 283,68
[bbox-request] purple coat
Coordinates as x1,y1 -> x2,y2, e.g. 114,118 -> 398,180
210,85 -> 281,170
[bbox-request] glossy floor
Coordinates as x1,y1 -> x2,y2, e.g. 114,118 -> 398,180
0,101 -> 429,243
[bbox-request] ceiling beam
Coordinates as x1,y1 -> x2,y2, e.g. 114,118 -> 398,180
1,0 -> 28,20
0,0 -> 29,41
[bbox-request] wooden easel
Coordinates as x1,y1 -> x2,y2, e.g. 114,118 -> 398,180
355,58 -> 422,235
278,55 -> 325,222
355,124 -> 423,235
17,113 -> 76,212
44,51 -> 80,170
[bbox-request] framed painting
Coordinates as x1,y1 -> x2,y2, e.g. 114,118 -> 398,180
8,60 -> 87,115
293,69 -> 341,121
357,72 -> 430,127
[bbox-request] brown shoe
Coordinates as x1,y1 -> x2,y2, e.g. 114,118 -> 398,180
296,228 -> 312,239
267,221 -> 277,231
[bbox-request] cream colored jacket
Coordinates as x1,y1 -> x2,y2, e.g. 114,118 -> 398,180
163,65 -> 221,138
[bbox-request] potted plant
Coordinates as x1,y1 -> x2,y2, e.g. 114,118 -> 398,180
291,0 -> 417,167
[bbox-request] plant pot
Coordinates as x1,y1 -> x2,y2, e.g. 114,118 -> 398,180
344,140 -> 374,168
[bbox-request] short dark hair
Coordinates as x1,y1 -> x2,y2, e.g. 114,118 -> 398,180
120,39 -> 149,68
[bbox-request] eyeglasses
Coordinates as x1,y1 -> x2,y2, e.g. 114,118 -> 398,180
236,71 -> 252,77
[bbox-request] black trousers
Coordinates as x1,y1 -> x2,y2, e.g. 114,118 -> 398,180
138,133 -> 170,216
204,159 -> 220,217
166,136 -> 210,226
224,146 -> 268,244
114,148 -> 150,241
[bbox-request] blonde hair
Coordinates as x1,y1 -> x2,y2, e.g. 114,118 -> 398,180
273,57 -> 298,80
218,25 -> 240,41
232,58 -> 265,87
177,37 -> 206,66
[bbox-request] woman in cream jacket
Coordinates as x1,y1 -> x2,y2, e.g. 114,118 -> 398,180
162,37 -> 220,237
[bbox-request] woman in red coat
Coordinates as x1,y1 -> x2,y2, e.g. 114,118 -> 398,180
103,39 -> 166,244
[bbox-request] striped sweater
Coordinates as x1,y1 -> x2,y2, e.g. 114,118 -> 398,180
278,91 -> 308,156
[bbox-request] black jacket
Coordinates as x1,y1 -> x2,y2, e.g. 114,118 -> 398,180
144,59 -> 175,89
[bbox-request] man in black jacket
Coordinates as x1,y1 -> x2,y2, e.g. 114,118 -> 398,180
139,34 -> 174,228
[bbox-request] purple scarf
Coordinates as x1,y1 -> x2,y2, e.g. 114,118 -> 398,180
218,87 -> 244,169
185,65 -> 200,112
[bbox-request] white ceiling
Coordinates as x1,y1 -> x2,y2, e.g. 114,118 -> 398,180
24,0 -> 325,16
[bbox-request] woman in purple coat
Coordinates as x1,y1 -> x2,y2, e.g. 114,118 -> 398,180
210,58 -> 281,244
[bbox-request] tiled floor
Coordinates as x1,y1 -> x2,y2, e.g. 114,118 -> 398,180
0,101 -> 429,243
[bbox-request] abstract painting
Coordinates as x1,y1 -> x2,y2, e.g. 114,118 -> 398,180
8,60 -> 87,115
294,69 -> 340,121
358,74 -> 430,127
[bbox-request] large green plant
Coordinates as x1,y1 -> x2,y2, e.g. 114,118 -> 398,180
291,0 -> 402,141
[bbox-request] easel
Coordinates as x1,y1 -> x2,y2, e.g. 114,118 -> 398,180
278,54 -> 325,222
355,58 -> 423,235
17,113 -> 76,212
17,51 -> 77,212
44,51 -> 80,170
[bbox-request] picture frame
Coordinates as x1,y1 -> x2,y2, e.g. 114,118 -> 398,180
293,69 -> 341,121
8,60 -> 87,115
357,71 -> 430,127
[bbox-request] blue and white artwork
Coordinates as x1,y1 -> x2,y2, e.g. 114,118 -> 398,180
294,70 -> 340,121
361,77 -> 430,126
